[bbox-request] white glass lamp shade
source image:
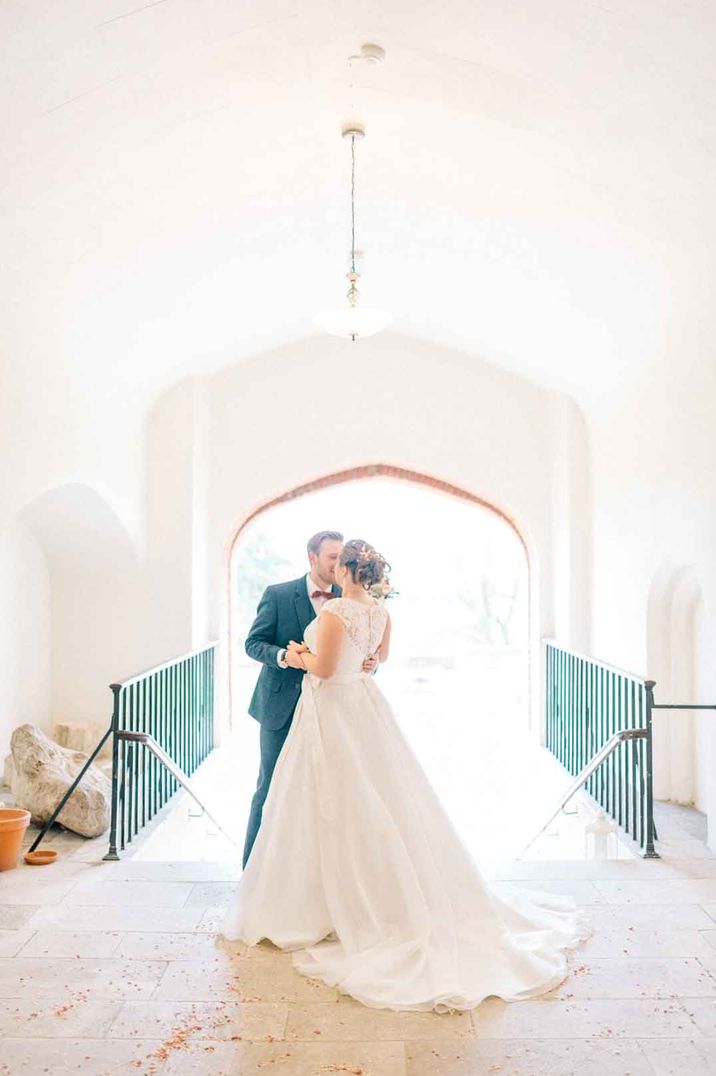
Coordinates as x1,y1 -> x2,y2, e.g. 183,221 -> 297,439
583,809 -> 619,859
314,305 -> 392,340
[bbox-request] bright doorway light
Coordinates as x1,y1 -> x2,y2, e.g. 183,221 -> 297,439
230,476 -> 537,862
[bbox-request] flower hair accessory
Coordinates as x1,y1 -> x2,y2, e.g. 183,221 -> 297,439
356,544 -> 388,569
368,577 -> 398,601
343,540 -> 396,599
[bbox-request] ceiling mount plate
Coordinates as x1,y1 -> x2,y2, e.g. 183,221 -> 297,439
341,122 -> 365,140
348,43 -> 386,67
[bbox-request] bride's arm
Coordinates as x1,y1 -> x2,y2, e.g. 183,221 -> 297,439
297,611 -> 344,679
376,612 -> 392,664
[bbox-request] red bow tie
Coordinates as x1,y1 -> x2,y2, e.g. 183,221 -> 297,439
311,590 -> 334,600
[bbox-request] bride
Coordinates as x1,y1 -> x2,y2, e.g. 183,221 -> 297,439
220,538 -> 591,1012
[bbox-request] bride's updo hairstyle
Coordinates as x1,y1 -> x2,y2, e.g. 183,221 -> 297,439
340,539 -> 390,589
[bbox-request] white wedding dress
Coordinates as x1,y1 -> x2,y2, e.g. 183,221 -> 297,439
221,597 -> 591,1012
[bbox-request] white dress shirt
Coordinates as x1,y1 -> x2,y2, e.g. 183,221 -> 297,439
276,573 -> 335,668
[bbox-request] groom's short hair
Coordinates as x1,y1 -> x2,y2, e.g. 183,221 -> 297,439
307,531 -> 344,556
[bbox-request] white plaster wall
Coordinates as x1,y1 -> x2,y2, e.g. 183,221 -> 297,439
142,382 -> 197,666
0,358 -> 145,555
0,342 -> 148,745
0,521 -> 51,761
548,395 -> 592,654
588,355 -> 716,836
18,483 -> 145,739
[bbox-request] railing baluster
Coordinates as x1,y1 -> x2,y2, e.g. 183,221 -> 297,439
625,675 -> 631,833
176,660 -> 182,790
185,656 -> 190,773
589,660 -> 596,798
630,680 -> 638,844
554,646 -> 561,761
157,670 -> 163,809
143,680 -> 148,830
549,644 -> 555,754
207,645 -> 213,757
555,644 -> 559,758
552,644 -> 557,755
618,675 -> 624,829
579,657 -> 586,776
127,739 -> 135,841
170,667 -> 175,792
177,658 -> 184,780
565,653 -> 572,772
573,655 -> 579,776
198,654 -> 204,765
611,674 -> 618,825
191,656 -> 197,774
102,687 -> 121,861
119,689 -> 127,851
189,656 -> 195,774
157,670 -> 163,811
161,667 -> 168,807
637,684 -> 645,848
616,675 -> 623,829
149,673 -> 156,822
132,683 -> 140,838
644,681 -> 657,857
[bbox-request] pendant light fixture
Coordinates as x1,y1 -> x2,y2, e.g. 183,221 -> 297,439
314,123 -> 392,341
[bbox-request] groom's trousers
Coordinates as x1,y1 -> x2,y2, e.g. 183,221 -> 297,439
242,719 -> 292,868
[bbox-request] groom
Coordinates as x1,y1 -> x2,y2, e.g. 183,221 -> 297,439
242,530 -> 378,867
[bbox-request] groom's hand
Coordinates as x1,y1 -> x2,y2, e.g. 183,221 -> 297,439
362,651 -> 379,673
285,649 -> 306,670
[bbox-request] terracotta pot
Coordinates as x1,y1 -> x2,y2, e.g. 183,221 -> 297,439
0,808 -> 31,871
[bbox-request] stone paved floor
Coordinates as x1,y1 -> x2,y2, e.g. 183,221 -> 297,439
1,802 -> 716,1075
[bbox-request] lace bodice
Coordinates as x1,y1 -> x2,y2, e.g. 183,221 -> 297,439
304,597 -> 388,674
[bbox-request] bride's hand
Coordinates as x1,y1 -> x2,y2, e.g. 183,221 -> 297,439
287,640 -> 309,653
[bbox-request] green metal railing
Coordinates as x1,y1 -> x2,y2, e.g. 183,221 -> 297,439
544,640 -> 657,857
103,643 -> 216,860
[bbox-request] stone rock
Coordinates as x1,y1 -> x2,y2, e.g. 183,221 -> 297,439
3,752 -> 16,789
52,722 -> 112,759
9,724 -> 110,838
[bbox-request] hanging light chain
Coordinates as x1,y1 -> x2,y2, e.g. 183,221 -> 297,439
314,116 -> 391,341
346,133 -> 359,308
350,133 -> 357,274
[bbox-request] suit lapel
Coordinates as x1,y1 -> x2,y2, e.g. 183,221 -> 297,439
293,577 -> 314,637
293,579 -> 343,638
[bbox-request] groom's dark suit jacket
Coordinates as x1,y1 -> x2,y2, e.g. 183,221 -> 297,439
245,575 -> 341,731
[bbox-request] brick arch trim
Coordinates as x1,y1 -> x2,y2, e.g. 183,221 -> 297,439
226,463 -> 532,725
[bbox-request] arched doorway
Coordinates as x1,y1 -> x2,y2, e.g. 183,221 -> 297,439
227,465 -> 533,720
225,465 -> 546,863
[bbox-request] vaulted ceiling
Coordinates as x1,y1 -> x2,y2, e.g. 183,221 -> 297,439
2,0 -> 714,406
